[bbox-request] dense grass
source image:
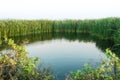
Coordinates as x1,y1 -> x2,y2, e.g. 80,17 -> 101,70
0,17 -> 120,44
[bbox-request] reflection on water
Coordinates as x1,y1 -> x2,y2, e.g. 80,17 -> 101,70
26,39 -> 106,80
4,33 -> 114,51
0,33 -> 115,80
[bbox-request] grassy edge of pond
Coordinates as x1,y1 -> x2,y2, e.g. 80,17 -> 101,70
0,17 -> 120,44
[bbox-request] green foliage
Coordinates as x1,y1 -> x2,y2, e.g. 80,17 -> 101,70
0,17 -> 120,44
66,49 -> 120,80
0,38 -> 54,80
114,28 -> 120,44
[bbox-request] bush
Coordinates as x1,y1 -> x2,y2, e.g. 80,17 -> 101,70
0,38 -> 54,80
66,49 -> 120,80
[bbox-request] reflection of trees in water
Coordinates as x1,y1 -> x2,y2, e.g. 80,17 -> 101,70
53,33 -> 114,53
0,32 -> 116,55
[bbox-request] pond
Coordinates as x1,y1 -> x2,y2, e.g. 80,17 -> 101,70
24,33 -> 113,80
1,33 -> 114,80
26,39 -> 105,80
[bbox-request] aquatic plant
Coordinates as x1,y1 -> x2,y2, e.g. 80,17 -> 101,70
0,17 -> 120,44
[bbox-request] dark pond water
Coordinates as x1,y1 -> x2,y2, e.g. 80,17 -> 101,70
0,33 -> 114,80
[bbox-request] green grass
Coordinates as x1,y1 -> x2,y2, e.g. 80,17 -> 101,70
0,17 -> 120,44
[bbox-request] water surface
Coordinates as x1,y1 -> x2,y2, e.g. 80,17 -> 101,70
23,33 -> 113,80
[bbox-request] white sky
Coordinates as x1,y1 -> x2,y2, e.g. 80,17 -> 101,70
0,0 -> 120,20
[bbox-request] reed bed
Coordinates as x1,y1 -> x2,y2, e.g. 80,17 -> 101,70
0,17 -> 120,43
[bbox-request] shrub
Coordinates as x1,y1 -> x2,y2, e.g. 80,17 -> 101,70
0,38 -> 54,80
66,49 -> 120,80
